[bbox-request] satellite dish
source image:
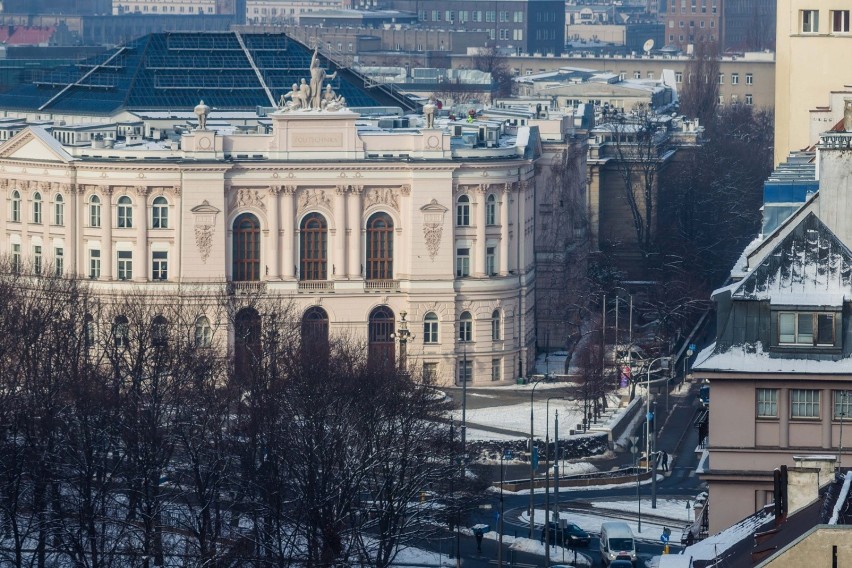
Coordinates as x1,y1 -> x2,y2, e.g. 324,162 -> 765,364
643,39 -> 655,54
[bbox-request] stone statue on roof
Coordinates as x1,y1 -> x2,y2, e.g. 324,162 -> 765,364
309,47 -> 337,110
279,83 -> 301,111
194,100 -> 210,130
321,84 -> 346,111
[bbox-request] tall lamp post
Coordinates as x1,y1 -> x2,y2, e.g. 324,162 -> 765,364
498,449 -> 512,568
528,377 -> 548,538
646,357 -> 669,510
544,396 -> 565,568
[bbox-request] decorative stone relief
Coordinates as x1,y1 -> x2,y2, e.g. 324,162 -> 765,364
420,199 -> 448,261
298,188 -> 331,211
191,200 -> 220,264
363,187 -> 400,212
232,188 -> 266,211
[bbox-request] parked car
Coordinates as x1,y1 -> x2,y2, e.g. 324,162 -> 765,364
609,560 -> 635,568
547,521 -> 591,546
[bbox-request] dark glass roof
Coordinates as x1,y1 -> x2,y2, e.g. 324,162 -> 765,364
0,32 -> 383,114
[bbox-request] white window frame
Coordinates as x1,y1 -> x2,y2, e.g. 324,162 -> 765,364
801,9 -> 819,33
491,310 -> 501,340
458,312 -> 473,342
194,316 -> 213,348
32,192 -> 42,224
89,249 -> 101,279
117,250 -> 132,280
33,245 -> 42,274
152,250 -> 168,281
117,196 -> 133,228
423,312 -> 439,344
53,194 -> 64,226
834,390 -> 852,420
778,312 -> 835,346
11,243 -> 21,272
756,388 -> 778,418
152,196 -> 169,229
54,247 -> 64,276
457,195 -> 471,226
456,248 -> 470,278
10,190 -> 20,222
791,389 -> 820,419
89,195 -> 101,227
491,358 -> 501,381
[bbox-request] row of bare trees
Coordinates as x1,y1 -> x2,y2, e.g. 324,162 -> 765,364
0,269 -> 459,568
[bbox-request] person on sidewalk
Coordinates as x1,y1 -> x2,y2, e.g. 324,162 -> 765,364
661,450 -> 669,472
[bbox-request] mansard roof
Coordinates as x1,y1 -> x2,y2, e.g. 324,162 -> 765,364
732,212 -> 852,304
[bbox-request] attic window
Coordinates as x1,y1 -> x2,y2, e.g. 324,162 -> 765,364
778,312 -> 835,346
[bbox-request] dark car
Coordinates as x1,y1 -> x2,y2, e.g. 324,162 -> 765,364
547,521 -> 591,546
609,560 -> 634,568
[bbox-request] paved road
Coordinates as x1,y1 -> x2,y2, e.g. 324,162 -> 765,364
419,381 -> 705,566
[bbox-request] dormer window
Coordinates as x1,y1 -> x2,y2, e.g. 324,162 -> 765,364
778,312 -> 836,346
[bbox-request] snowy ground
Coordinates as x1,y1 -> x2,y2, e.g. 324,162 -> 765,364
390,544 -> 455,566
460,526 -> 593,567
521,508 -> 684,543
501,474 -> 665,495
591,499 -> 693,524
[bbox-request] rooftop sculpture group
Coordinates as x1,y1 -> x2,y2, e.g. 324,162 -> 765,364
278,47 -> 346,112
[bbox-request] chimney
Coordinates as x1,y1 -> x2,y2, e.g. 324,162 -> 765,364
786,455 -> 837,516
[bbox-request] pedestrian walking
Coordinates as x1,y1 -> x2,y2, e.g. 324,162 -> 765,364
661,450 -> 669,472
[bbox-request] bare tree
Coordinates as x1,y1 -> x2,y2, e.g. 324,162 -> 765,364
679,41 -> 720,126
471,47 -> 513,99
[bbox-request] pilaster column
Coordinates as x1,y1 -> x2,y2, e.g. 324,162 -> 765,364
474,184 -> 487,277
267,186 -> 281,279
171,186 -> 181,282
499,183 -> 510,275
65,183 -> 76,276
347,185 -> 363,278
75,185 -> 85,276
282,186 -> 296,279
334,186 -> 347,279
517,180 -> 528,274
135,186 -> 149,281
102,187 -> 113,280
779,387 -> 789,448
823,388 -> 833,449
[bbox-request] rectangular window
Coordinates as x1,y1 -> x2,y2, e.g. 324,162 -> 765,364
513,29 -> 523,40
791,389 -> 820,419
459,10 -> 468,23
745,94 -> 753,105
756,388 -> 778,418
832,10 -> 849,32
718,73 -> 724,85
424,362 -> 438,381
54,247 -> 63,276
89,249 -> 100,279
731,73 -> 739,85
486,246 -> 497,276
458,360 -> 473,383
423,318 -> 438,344
634,71 -> 641,79
834,390 -> 852,420
802,9 -> 819,33
456,248 -> 470,277
746,73 -> 753,85
499,11 -> 508,22
431,10 -> 440,21
446,10 -> 453,23
54,200 -> 64,225
675,71 -> 683,83
117,250 -> 132,280
491,359 -> 501,381
11,243 -> 20,272
778,312 -> 835,346
33,245 -> 42,274
514,11 -> 523,23
485,11 -> 495,23
152,251 -> 168,281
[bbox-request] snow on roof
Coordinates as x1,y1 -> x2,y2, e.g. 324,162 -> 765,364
829,472 -> 852,525
681,508 -> 773,561
694,341 -> 852,374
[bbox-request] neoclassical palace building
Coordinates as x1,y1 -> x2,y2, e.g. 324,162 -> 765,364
0,107 -> 540,385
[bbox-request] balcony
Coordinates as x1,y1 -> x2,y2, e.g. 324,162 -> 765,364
230,281 -> 267,295
365,279 -> 400,291
298,280 -> 334,292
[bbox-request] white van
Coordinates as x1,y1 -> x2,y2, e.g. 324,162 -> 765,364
599,521 -> 637,566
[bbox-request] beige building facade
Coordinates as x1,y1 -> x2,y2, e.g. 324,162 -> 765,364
0,108 -> 540,386
775,0 -> 852,165
113,0 -> 218,14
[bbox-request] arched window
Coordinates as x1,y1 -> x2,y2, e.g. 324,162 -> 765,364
194,316 -> 212,348
235,307 -> 261,378
152,315 -> 168,346
423,312 -> 439,344
113,315 -> 129,349
117,196 -> 133,228
233,213 -> 261,281
456,195 -> 470,226
10,190 -> 20,222
302,306 -> 330,349
300,213 -> 327,281
32,192 -> 42,224
83,313 -> 95,349
491,309 -> 501,340
368,306 -> 395,369
53,194 -> 64,226
366,212 -> 393,280
89,195 -> 101,227
458,311 -> 473,342
152,196 -> 168,229
486,194 -> 497,225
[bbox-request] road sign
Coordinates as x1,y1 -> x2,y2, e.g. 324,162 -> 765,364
532,447 -> 539,470
661,526 -> 671,544
689,343 -> 697,352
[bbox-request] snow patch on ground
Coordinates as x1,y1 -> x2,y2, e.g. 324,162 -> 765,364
520,509 -> 683,543
504,474 -> 665,495
591,499 -> 693,524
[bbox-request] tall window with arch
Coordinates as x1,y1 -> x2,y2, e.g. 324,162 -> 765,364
366,212 -> 393,280
233,213 -> 261,281
194,315 -> 213,348
235,307 -> 261,379
89,195 -> 101,227
423,312 -> 439,344
300,213 -> 328,280
491,309 -> 501,340
456,194 -> 470,226
486,194 -> 497,225
32,192 -> 42,224
301,306 -> 330,352
368,306 -> 395,369
53,194 -> 64,226
151,315 -> 169,347
152,196 -> 169,229
117,196 -> 133,228
10,190 -> 20,222
113,315 -> 129,349
83,314 -> 95,349
459,311 -> 473,342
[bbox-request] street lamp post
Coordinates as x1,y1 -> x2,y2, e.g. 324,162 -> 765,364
629,435 -> 641,533
499,449 -> 512,568
392,310 -> 411,372
528,377 -> 547,538
461,342 -> 468,461
646,356 -> 669,510
544,396 -> 565,568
